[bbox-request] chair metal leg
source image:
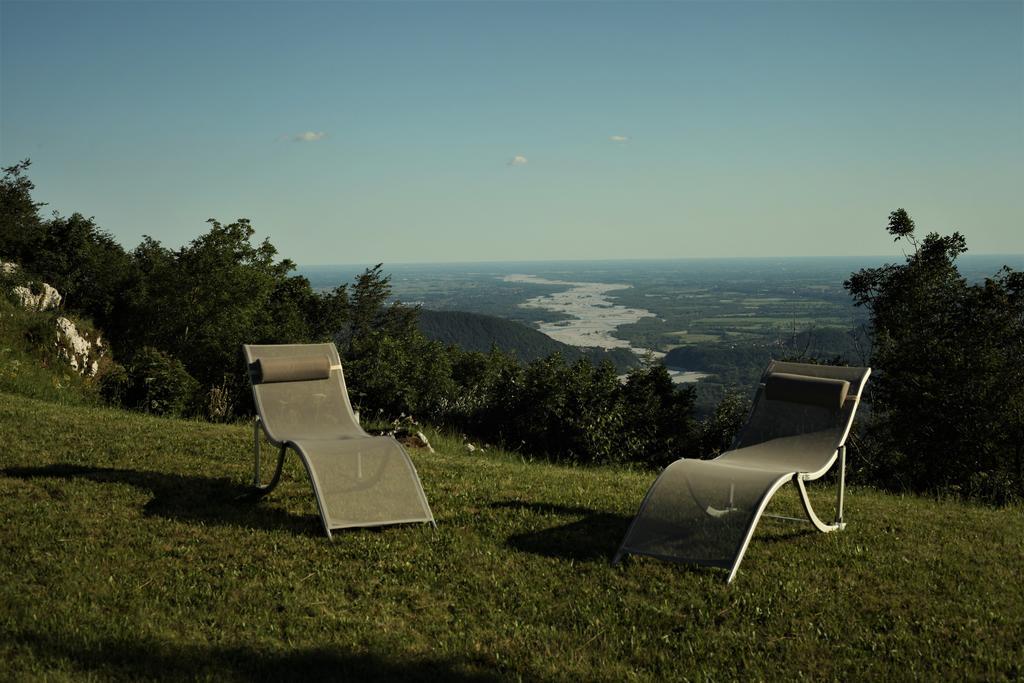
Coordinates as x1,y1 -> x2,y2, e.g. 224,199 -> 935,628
835,444 -> 846,527
253,418 -> 262,487
250,417 -> 286,498
795,446 -> 846,533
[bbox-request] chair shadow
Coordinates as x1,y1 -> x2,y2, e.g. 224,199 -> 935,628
2,463 -> 321,536
755,524 -> 817,544
9,630 -> 504,682
490,500 -> 632,563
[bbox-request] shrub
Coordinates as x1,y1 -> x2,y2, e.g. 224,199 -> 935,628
698,390 -> 752,458
621,363 -> 699,468
119,347 -> 199,417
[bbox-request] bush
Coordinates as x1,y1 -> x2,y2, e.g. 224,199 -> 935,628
621,363 -> 699,468
698,389 -> 752,458
117,347 -> 199,417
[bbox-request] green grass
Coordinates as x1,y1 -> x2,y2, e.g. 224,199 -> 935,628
2,392 -> 1023,681
0,297 -> 102,407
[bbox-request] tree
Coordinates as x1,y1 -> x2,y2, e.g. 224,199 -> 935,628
33,212 -> 137,331
621,363 -> 699,467
122,219 -> 349,415
335,264 -> 454,420
0,160 -> 46,264
845,209 -> 1024,502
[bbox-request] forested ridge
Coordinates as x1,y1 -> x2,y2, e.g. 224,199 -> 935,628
418,309 -> 638,371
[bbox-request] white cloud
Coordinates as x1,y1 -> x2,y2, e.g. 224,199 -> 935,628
609,135 -> 630,143
508,154 -> 528,166
293,131 -> 327,142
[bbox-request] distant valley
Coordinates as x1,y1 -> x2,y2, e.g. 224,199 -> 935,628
303,255 -> 1024,414
417,309 -> 639,372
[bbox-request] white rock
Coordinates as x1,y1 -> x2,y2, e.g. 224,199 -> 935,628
56,317 -> 91,356
414,431 -> 435,453
12,282 -> 62,311
55,317 -> 96,375
465,443 -> 476,453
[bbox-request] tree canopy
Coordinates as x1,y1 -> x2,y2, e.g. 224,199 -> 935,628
846,209 -> 1023,502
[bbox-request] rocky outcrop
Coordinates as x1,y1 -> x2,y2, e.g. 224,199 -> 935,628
13,283 -> 63,311
2,260 -> 102,376
2,260 -> 63,311
55,317 -> 105,376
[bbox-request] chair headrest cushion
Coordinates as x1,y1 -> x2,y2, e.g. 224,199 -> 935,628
251,356 -> 331,384
765,372 -> 850,410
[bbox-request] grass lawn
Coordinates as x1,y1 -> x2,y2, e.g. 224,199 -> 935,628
1,391 -> 1022,681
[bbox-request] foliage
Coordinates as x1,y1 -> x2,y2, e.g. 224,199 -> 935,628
114,220 -> 350,415
620,362 -> 699,467
1,161 -> 137,334
845,209 -> 1024,503
698,389 -> 753,458
0,160 -> 46,265
438,350 -> 699,466
511,354 -> 627,463
105,346 -> 199,417
31,212 -> 137,333
344,332 -> 455,422
334,264 -> 455,421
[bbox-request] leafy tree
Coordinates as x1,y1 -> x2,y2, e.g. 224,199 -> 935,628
122,219 -> 349,413
621,363 -> 699,467
335,264 -> 455,420
845,209 -> 1024,502
501,354 -> 626,463
32,212 -> 137,331
698,390 -> 753,458
0,160 -> 46,264
443,346 -> 523,433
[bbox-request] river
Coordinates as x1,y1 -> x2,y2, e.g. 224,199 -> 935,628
501,274 -> 709,384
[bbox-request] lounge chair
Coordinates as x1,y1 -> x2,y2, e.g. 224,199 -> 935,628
243,343 -> 435,537
613,361 -> 870,582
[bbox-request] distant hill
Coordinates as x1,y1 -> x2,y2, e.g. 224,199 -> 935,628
418,309 -> 639,372
663,326 -> 864,381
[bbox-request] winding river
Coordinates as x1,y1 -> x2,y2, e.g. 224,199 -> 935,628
502,274 -> 709,384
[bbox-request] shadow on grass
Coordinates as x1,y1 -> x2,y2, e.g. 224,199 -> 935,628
1,464 -> 321,536
10,631 -> 504,682
490,500 -> 631,562
755,521 -> 818,544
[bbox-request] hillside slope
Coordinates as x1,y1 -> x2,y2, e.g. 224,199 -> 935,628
1,390 -> 1022,680
0,294 -> 101,406
418,308 -> 639,371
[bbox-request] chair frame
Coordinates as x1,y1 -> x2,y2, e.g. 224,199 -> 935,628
243,344 -> 436,538
613,363 -> 868,583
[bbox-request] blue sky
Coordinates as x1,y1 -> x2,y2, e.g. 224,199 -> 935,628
2,1 -> 1021,264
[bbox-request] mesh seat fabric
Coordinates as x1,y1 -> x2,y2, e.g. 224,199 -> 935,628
244,343 -> 434,534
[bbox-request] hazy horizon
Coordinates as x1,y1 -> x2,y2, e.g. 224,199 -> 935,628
297,252 -> 1024,268
3,1 -> 1021,262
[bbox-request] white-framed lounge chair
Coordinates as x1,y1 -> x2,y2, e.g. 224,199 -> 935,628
613,361 -> 870,583
243,343 -> 435,537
